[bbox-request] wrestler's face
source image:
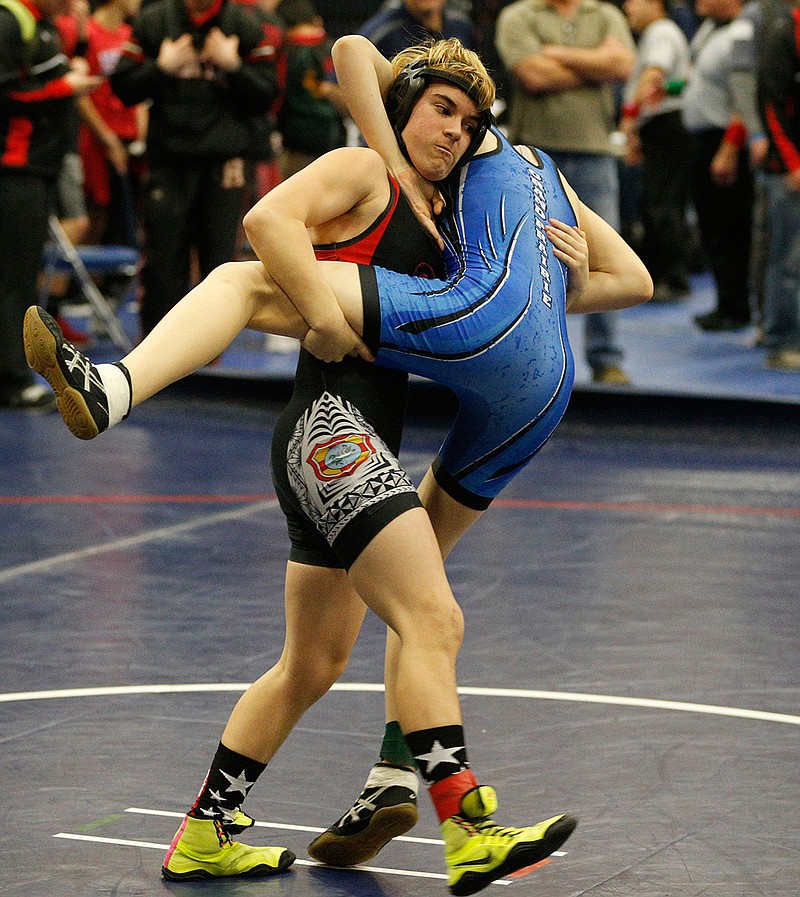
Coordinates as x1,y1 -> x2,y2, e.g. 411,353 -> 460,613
401,82 -> 483,182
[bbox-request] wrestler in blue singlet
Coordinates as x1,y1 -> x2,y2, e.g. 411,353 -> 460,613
359,128 -> 577,508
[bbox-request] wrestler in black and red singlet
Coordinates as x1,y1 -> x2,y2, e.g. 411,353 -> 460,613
270,175 -> 443,569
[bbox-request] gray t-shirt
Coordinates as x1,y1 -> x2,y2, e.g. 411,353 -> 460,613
682,7 -> 759,133
496,0 -> 636,154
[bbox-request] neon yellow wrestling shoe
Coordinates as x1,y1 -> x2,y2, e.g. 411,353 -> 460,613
161,816 -> 295,881
441,786 -> 577,896
223,808 -> 255,835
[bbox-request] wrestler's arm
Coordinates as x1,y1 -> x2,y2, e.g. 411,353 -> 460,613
332,34 -> 445,246
559,178 -> 653,313
243,147 -> 385,362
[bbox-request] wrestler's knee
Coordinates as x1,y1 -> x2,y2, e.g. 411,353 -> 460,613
280,645 -> 351,706
400,589 -> 464,659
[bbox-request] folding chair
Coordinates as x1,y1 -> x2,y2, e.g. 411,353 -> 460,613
42,214 -> 139,352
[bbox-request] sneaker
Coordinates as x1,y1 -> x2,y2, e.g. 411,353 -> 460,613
442,786 -> 577,897
0,383 -> 56,412
591,363 -> 631,385
161,815 -> 295,881
765,348 -> 800,372
307,763 -> 418,867
23,306 -> 110,440
693,310 -> 750,332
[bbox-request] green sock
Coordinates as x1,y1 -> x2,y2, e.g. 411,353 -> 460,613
379,720 -> 417,769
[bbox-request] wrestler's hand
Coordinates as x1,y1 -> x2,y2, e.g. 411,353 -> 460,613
546,218 -> 589,310
392,162 -> 445,251
302,315 -> 374,364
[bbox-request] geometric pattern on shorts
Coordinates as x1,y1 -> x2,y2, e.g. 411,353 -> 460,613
287,391 -> 416,546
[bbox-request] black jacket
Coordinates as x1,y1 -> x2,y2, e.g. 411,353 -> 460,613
0,2 -> 73,178
758,5 -> 800,174
111,0 -> 281,162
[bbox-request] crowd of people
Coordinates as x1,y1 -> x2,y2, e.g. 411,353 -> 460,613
2,0 -> 799,413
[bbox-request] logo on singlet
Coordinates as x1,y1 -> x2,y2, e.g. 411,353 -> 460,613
307,434 -> 376,480
413,261 -> 437,279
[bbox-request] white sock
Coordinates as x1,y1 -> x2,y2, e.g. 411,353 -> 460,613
97,363 -> 132,429
365,762 -> 418,794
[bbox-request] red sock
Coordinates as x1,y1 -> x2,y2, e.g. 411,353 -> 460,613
428,769 -> 480,822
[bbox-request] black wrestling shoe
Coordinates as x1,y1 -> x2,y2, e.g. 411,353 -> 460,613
23,305 -> 116,439
308,764 -> 418,867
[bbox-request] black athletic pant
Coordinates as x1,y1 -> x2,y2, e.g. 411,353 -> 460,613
139,160 -> 245,336
639,111 -> 690,288
687,128 -> 754,322
0,171 -> 54,399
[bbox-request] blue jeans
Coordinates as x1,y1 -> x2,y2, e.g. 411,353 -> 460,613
762,173 -> 800,351
546,151 -> 624,368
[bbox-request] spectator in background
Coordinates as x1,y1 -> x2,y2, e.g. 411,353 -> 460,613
471,0 -> 517,102
757,0 -> 800,371
46,151 -> 93,348
0,0 -> 102,411
239,0 -> 286,202
620,0 -> 691,303
359,0 -> 476,58
76,0 -> 148,248
110,0 -> 282,336
275,0 -> 347,179
313,0 -> 382,39
668,0 -> 700,41
681,0 -> 763,332
46,0 -> 94,348
496,0 -> 637,385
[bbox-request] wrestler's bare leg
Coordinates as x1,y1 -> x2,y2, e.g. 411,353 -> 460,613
383,471 -> 483,722
124,262 -> 308,406
25,257 -> 367,440
221,562 -> 368,763
247,260 -> 365,343
222,508 -> 463,766
349,508 -> 464,730
123,259 -> 361,406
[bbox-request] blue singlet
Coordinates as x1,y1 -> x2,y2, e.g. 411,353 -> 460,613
360,129 -> 577,508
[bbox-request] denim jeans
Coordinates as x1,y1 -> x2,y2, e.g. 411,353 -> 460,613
546,151 -> 624,368
762,173 -> 800,351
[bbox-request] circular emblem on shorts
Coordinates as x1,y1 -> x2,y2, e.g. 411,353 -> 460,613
307,434 -> 375,480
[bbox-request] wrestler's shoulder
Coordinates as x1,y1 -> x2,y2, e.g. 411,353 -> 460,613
314,146 -> 388,184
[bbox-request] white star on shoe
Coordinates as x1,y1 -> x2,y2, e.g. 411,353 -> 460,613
415,740 -> 465,775
221,768 -> 255,797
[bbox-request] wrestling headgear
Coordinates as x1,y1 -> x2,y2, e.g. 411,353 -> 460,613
385,59 -> 493,170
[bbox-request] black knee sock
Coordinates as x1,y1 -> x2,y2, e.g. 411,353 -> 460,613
188,741 -> 266,822
404,725 -> 470,787
405,725 -> 479,822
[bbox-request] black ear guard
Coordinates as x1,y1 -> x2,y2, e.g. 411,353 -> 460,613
384,59 -> 492,170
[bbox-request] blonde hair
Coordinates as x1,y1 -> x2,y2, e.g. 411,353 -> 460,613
391,39 -> 496,112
